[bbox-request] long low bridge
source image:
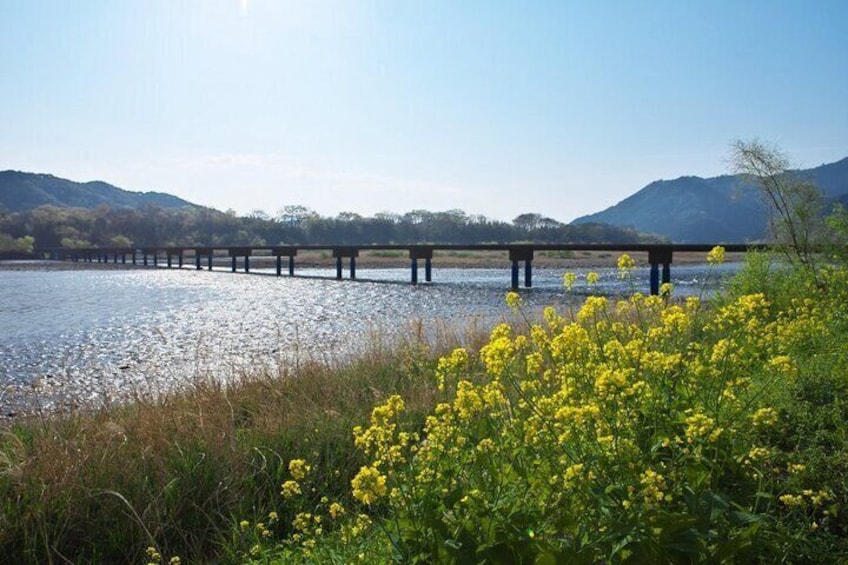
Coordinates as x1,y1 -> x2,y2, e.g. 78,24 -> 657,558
36,243 -> 756,295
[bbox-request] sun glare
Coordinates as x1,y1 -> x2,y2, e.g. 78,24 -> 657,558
240,0 -> 249,15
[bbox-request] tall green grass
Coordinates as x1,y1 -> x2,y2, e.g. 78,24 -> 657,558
0,324 -> 488,564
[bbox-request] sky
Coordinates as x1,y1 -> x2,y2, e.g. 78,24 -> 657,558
1,1 -> 847,223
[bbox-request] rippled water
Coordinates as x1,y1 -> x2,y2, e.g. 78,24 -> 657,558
0,262 -> 736,414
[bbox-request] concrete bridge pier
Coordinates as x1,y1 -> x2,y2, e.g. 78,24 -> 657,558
227,248 -> 252,273
509,248 -> 534,290
409,247 -> 434,285
648,247 -> 673,295
333,248 -> 359,280
272,247 -> 297,277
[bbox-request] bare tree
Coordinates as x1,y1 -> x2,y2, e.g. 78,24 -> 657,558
730,139 -> 823,269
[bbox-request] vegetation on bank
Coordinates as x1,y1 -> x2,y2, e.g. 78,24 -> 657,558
202,251 -> 843,564
0,329 -> 482,564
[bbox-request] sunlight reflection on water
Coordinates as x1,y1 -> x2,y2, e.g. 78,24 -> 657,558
0,263 -> 737,414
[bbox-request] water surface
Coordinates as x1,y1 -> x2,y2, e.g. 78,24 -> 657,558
0,262 -> 736,414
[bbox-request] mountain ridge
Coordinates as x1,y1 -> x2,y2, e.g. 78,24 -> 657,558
572,157 -> 848,242
0,170 -> 200,213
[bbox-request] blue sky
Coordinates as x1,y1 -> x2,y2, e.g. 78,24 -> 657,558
2,1 -> 846,222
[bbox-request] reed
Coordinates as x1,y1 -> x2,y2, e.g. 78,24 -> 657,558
0,321 -> 487,564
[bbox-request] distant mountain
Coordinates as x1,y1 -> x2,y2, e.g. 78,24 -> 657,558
572,157 -> 848,243
0,171 -> 199,213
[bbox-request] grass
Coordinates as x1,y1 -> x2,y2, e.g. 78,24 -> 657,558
0,325 -> 488,564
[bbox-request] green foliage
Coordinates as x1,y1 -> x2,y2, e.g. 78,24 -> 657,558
0,203 -> 659,252
0,233 -> 34,253
730,139 -> 825,270
252,257 -> 848,564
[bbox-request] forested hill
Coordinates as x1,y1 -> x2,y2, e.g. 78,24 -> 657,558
0,205 -> 660,251
571,157 -> 848,242
0,171 -> 663,250
0,170 -> 199,213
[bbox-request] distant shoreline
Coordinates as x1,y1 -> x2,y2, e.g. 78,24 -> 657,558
0,250 -> 743,272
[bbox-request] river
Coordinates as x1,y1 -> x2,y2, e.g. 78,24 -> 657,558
0,261 -> 737,416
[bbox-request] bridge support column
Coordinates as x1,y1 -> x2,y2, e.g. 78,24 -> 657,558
178,254 -> 183,268
132,252 -> 137,265
276,255 -> 282,276
196,254 -> 202,270
244,256 -> 250,273
232,256 -> 237,273
208,255 -> 213,271
153,253 -> 158,267
409,246 -> 433,285
648,246 -> 673,296
167,254 -> 172,268
332,248 -> 358,281
509,247 -> 534,290
143,254 -> 148,266
511,261 -> 520,290
289,255 -> 295,276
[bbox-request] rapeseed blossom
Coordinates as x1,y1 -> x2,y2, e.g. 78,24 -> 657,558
505,291 -> 522,310
563,272 -> 578,291
288,459 -> 311,480
707,245 -> 726,265
259,262 -> 848,563
351,465 -> 387,505
617,253 -> 636,278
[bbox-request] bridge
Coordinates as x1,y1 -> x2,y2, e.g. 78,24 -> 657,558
35,243 -> 756,295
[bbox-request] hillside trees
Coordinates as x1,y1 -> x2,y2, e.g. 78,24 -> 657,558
731,139 -> 825,268
0,204 -> 661,251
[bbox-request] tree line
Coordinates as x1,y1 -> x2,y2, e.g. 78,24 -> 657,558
0,204 -> 660,252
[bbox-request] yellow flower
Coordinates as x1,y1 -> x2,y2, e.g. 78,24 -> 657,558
659,282 -> 673,298
617,253 -> 636,278
779,494 -> 805,507
505,291 -> 522,310
351,465 -> 388,505
329,502 -> 346,519
563,272 -> 578,291
281,480 -> 302,499
706,245 -> 726,265
751,407 -> 778,427
586,271 -> 600,286
288,458 -> 311,480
